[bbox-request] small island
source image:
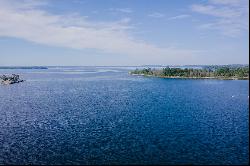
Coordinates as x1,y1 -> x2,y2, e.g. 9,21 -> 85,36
0,74 -> 24,85
130,65 -> 249,80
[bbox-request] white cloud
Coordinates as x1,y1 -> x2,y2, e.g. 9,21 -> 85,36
108,8 -> 133,13
148,12 -> 165,18
0,0 -> 199,62
1,0 -> 48,9
168,14 -> 190,20
191,4 -> 241,18
72,0 -> 86,5
191,0 -> 249,37
209,0 -> 247,6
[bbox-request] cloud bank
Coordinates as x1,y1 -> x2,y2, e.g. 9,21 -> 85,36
0,0 -> 198,62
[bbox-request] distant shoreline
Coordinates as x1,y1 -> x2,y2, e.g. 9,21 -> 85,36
0,64 -> 248,68
0,66 -> 48,69
130,66 -> 249,80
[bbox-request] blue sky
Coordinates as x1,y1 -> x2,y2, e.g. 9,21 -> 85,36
0,0 -> 249,66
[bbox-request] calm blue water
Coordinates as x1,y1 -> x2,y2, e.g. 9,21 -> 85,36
0,67 -> 249,165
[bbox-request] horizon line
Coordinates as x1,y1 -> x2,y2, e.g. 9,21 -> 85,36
0,64 -> 249,67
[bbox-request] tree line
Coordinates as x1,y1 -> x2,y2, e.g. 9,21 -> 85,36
130,66 -> 249,79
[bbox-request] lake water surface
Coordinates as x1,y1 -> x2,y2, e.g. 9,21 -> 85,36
0,67 -> 249,165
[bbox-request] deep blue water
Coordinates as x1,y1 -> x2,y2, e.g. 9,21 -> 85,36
0,67 -> 249,165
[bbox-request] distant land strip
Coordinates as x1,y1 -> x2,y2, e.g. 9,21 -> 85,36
0,66 -> 48,69
130,65 -> 249,80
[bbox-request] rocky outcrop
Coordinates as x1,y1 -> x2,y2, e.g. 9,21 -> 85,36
0,74 -> 24,85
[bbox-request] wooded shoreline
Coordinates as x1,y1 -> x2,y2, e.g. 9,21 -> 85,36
130,66 -> 249,80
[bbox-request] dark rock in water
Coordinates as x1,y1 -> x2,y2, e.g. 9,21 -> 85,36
0,74 -> 24,85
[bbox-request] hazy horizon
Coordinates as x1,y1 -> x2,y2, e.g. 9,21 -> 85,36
0,64 -> 249,67
0,0 -> 249,66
